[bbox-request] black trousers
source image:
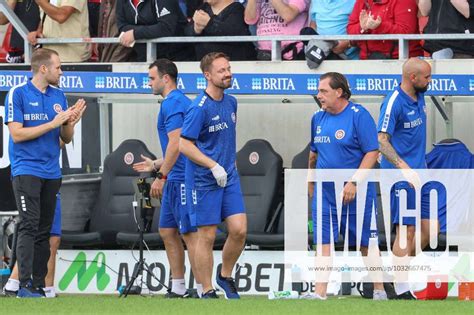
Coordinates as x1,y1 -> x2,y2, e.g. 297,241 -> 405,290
12,175 -> 61,288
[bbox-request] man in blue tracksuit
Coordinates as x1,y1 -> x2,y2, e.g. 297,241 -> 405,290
377,57 -> 433,299
4,48 -> 85,297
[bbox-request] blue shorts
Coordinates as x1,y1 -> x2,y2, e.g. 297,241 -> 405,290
391,182 -> 432,225
50,194 -> 61,236
312,184 -> 377,247
188,180 -> 245,227
159,181 -> 196,234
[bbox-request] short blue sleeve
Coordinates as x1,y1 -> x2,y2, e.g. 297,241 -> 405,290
356,109 -> 379,153
181,105 -> 205,140
163,100 -> 186,133
5,88 -> 23,124
377,94 -> 401,137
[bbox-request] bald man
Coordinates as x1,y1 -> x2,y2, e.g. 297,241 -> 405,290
377,58 -> 435,299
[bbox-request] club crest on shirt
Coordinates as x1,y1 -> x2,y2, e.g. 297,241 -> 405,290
53,104 -> 62,113
124,152 -> 134,165
335,129 -> 345,140
249,152 -> 259,165
231,112 -> 236,123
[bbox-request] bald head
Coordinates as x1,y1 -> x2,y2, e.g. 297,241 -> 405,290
402,58 -> 431,79
402,58 -> 432,93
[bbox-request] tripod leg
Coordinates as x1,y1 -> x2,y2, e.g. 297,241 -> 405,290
120,261 -> 144,298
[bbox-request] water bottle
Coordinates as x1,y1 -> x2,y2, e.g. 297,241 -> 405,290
268,290 -> 299,300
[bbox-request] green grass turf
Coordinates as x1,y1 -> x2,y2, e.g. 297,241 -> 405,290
1,295 -> 472,315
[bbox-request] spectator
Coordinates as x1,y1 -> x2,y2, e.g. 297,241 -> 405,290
309,0 -> 359,60
28,0 -> 91,62
185,0 -> 255,61
0,0 -> 40,63
418,0 -> 474,59
98,0 -> 133,62
116,0 -> 194,62
347,0 -> 423,59
179,0 -> 203,20
88,0 -> 101,37
244,0 -> 310,60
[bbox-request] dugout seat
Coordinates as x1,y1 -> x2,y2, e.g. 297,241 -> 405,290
61,139 -> 163,248
239,139 -> 284,248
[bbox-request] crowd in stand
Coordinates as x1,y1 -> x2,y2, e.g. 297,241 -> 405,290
0,0 -> 472,63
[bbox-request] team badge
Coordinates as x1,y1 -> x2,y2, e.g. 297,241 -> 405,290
53,104 -> 62,113
231,112 -> 236,123
124,152 -> 134,165
335,129 -> 345,140
249,152 -> 259,165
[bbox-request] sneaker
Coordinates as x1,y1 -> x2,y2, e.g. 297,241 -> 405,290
299,293 -> 327,300
42,287 -> 57,298
373,290 -> 388,301
183,288 -> 199,299
201,289 -> 219,299
17,287 -> 44,298
3,288 -> 18,297
216,274 -> 240,299
164,289 -> 184,298
395,291 -> 417,300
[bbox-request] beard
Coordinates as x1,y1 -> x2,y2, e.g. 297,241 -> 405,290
414,84 -> 428,93
214,77 -> 232,90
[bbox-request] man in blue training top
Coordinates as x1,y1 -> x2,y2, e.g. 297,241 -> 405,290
4,48 -> 85,298
179,52 -> 247,299
306,72 -> 386,300
132,59 -> 198,298
377,57 -> 434,300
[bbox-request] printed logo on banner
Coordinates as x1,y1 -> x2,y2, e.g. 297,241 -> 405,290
307,78 -> 318,91
142,77 -> 150,89
59,252 -> 111,291
196,77 -> 206,90
95,76 -> 105,89
252,78 -> 262,90
469,79 -> 474,91
356,78 -> 366,91
0,73 -> 28,89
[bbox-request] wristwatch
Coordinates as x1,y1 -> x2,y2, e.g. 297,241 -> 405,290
156,172 -> 167,180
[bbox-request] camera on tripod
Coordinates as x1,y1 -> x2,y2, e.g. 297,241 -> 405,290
133,173 -> 160,210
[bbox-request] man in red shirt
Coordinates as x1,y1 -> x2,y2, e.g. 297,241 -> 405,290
347,0 -> 423,59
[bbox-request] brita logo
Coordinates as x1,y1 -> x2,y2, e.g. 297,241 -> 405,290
59,252 -> 111,291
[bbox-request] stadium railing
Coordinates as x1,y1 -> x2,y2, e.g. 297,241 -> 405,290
1,1 -> 473,63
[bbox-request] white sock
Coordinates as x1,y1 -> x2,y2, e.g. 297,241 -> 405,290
43,286 -> 56,298
196,283 -> 203,298
5,279 -> 19,291
395,282 -> 410,295
171,278 -> 186,295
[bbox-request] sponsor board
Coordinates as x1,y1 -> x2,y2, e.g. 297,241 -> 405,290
0,71 -> 472,95
56,250 -> 290,295
55,249 -> 469,296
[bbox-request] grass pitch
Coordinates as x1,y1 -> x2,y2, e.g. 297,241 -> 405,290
1,295 -> 472,315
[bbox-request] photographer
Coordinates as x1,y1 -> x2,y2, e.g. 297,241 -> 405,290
132,59 -> 198,298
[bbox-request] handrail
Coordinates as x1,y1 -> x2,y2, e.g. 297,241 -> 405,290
34,34 -> 474,62
1,0 -> 473,63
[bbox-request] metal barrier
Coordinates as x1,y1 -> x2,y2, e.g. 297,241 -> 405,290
1,0 -> 473,62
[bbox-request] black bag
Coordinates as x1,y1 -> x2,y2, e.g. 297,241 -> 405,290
356,277 -> 397,299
